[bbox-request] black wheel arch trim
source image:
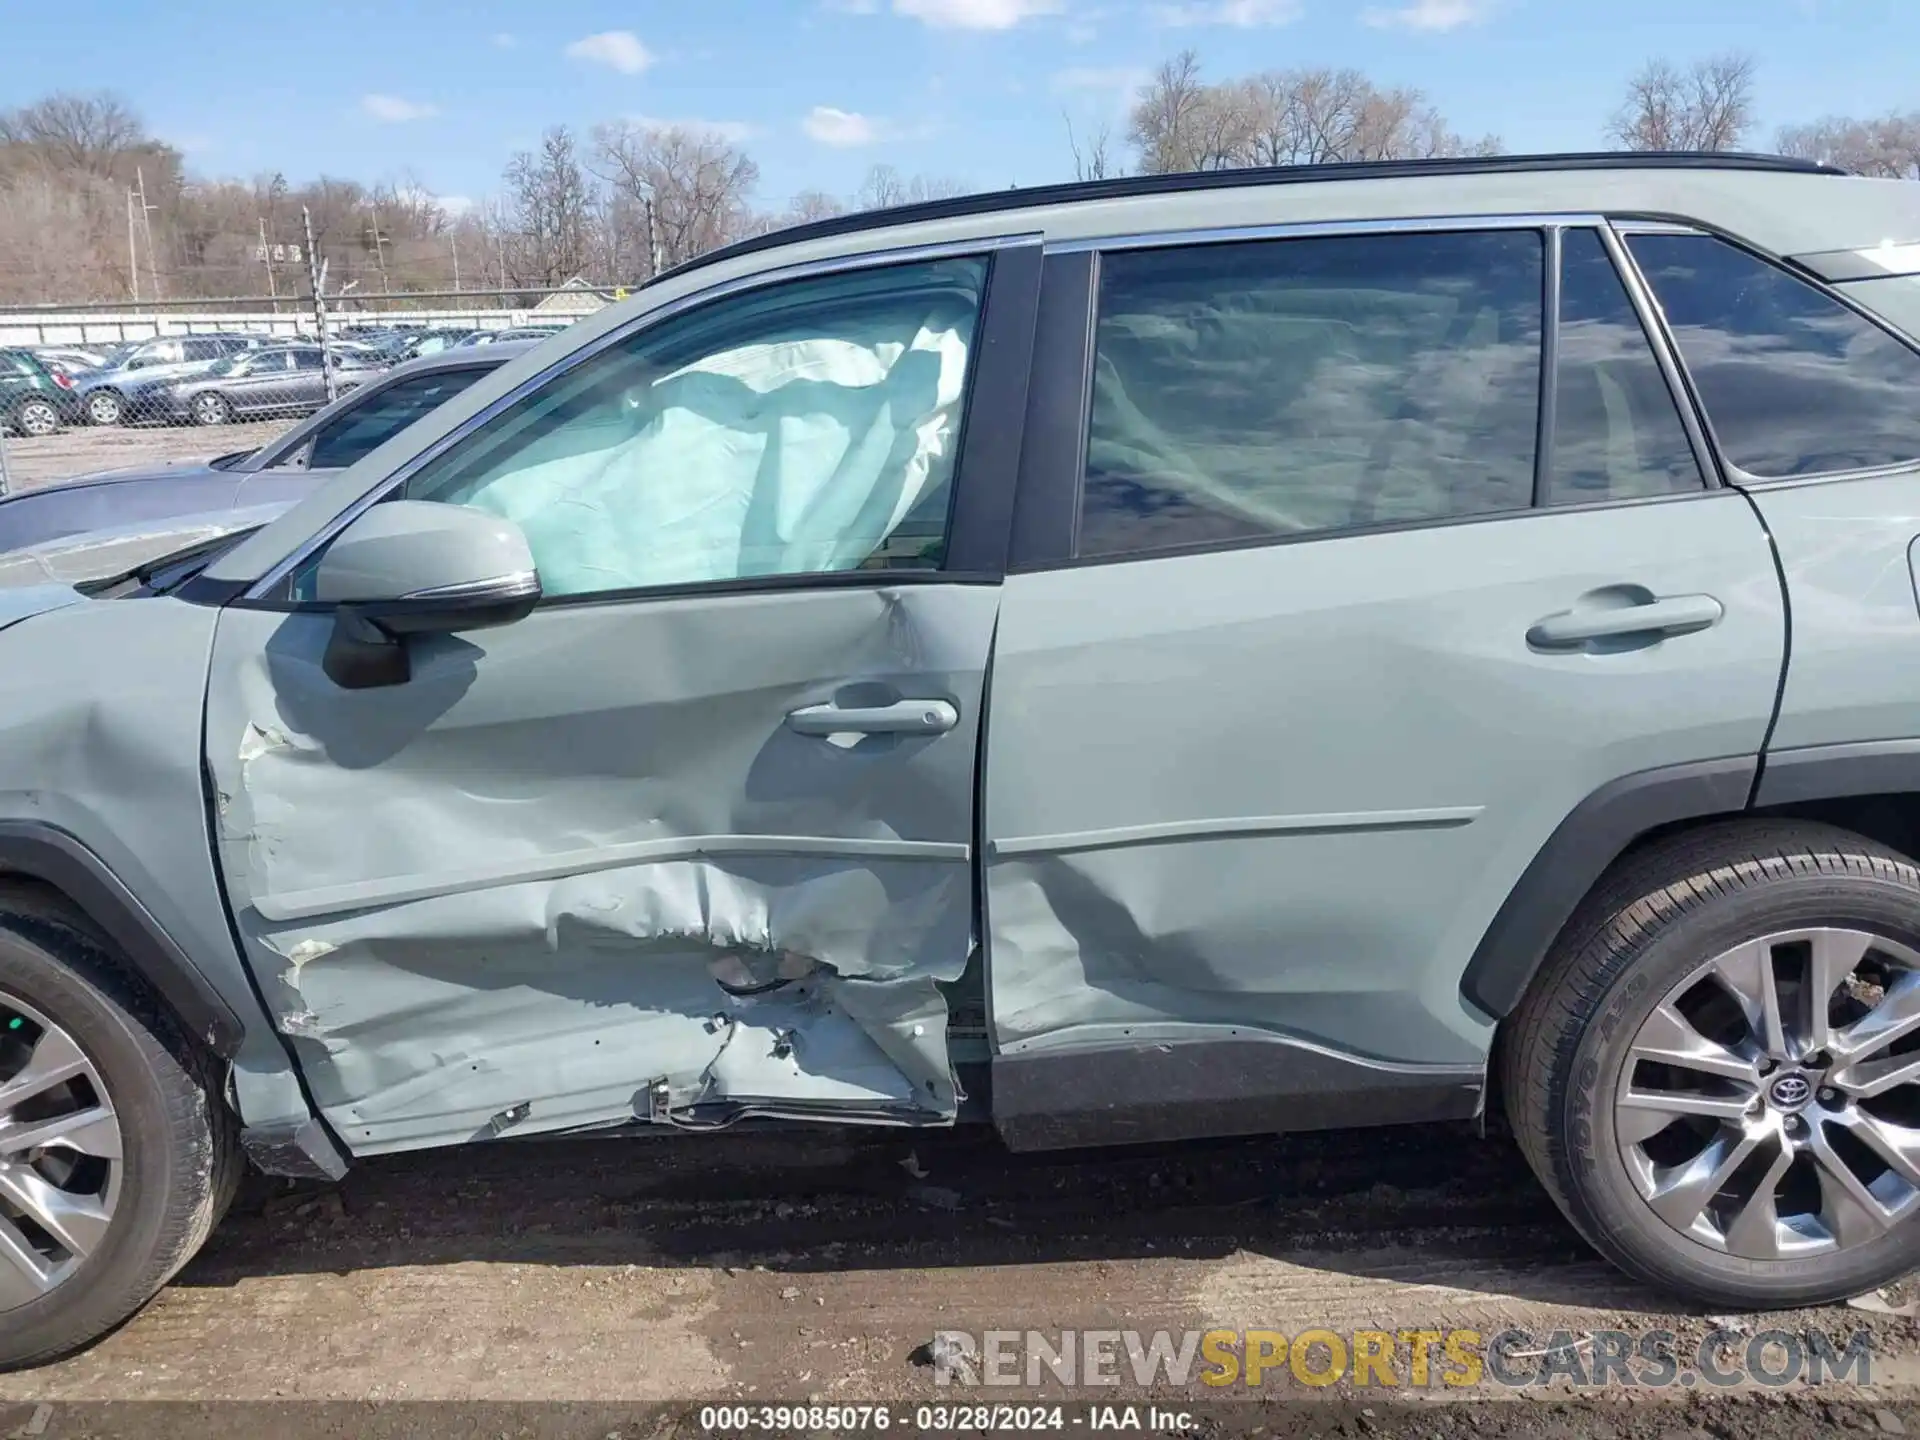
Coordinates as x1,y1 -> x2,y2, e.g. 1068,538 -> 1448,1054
0,821 -> 245,1057
1751,738 -> 1920,808
1459,754 -> 1758,1019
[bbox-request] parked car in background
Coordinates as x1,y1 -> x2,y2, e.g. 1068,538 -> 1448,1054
395,327 -> 478,360
30,346 -> 113,378
0,343 -> 531,575
150,344 -> 375,426
454,325 -> 565,347
74,334 -> 268,426
0,348 -> 85,437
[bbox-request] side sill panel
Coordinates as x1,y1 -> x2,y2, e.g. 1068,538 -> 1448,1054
991,1036 -> 1481,1153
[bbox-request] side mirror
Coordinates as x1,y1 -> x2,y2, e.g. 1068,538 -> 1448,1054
315,500 -> 540,690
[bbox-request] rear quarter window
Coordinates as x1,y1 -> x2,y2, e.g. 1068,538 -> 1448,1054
1628,232 -> 1920,478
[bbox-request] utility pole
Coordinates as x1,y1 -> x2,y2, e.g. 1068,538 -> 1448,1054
258,217 -> 280,312
642,193 -> 662,281
303,206 -> 338,404
126,190 -> 140,305
450,232 -> 461,292
134,167 -> 161,300
366,205 -> 391,293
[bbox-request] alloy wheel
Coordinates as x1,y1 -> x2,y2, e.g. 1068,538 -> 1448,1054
0,992 -> 122,1311
192,395 -> 229,426
87,394 -> 120,426
16,402 -> 58,437
1615,928 -> 1920,1259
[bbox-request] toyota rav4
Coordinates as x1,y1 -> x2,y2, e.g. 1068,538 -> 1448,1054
5,151 -> 1920,1366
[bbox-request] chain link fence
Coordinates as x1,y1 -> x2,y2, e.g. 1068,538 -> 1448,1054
0,284 -> 612,492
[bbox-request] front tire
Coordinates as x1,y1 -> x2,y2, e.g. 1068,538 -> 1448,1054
190,393 -> 232,427
1504,820 -> 1920,1309
0,891 -> 239,1369
85,392 -> 123,427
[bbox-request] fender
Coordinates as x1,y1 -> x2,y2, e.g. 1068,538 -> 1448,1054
1459,755 -> 1758,1019
0,820 -> 244,1057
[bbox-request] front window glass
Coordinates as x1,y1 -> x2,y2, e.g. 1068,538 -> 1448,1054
389,256 -> 987,597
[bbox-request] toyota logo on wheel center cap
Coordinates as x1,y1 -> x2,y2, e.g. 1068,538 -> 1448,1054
1769,1073 -> 1814,1110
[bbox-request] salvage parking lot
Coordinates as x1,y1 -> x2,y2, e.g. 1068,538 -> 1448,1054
1,1124 -> 1918,1437
0,421 -> 291,492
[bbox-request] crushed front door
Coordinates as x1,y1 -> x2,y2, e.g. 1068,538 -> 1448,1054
203,248 -> 1021,1153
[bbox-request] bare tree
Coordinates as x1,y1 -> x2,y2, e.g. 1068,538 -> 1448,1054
1127,50 -> 1213,175
0,92 -> 150,178
1065,114 -> 1120,181
1609,54 -> 1756,152
1128,59 -> 1498,175
1777,111 -> 1920,178
854,165 -> 966,211
785,189 -> 848,223
592,120 -> 759,279
501,127 -> 593,288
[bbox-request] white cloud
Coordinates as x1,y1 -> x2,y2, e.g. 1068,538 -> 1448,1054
803,106 -> 883,146
491,31 -> 517,48
1153,0 -> 1299,23
565,30 -> 655,74
1051,65 -> 1149,95
631,115 -> 760,143
893,0 -> 1063,28
1361,0 -> 1493,29
360,94 -> 438,122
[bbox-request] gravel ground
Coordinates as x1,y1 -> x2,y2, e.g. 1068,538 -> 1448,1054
0,419 -> 294,491
0,1123 -> 1915,1437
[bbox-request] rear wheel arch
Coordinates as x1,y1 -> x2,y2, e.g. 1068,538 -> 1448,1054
1460,755 -> 1759,1022
0,825 -> 243,1061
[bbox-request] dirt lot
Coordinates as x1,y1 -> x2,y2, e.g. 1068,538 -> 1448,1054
0,1122 -> 1916,1437
0,420 -> 294,491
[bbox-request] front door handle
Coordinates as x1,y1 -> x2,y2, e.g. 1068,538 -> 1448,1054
786,699 -> 959,736
1527,593 -> 1725,650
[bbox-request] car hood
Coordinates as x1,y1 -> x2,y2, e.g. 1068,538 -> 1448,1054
0,501 -> 295,590
65,459 -> 228,485
0,582 -> 86,633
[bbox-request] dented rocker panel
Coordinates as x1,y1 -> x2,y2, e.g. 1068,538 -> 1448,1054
206,584 -> 1000,1154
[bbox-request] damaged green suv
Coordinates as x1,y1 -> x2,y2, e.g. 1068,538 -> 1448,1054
9,151 -> 1920,1365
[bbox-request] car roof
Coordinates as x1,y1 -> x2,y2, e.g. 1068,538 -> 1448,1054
668,150 -> 1841,286
205,150 -> 1918,584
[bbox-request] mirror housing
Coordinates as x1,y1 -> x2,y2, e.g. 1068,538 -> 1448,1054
316,500 -> 540,689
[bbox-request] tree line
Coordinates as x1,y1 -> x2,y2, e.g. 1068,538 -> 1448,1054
1,52 -> 1915,309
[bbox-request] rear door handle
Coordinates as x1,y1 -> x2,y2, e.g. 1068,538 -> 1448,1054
786,700 -> 959,736
1527,594 -> 1725,650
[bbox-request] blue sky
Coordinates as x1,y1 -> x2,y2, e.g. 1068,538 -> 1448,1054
0,0 -> 1908,212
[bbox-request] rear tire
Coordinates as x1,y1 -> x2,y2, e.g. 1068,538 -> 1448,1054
85,391 -> 123,427
0,892 -> 240,1370
12,400 -> 59,438
1504,820 -> 1920,1309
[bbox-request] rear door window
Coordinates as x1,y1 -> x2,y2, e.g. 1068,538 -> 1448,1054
1077,229 -> 1543,559
1628,232 -> 1920,477
1544,230 -> 1705,506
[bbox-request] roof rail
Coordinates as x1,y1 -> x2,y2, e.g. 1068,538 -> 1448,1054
665,150 -> 1844,286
